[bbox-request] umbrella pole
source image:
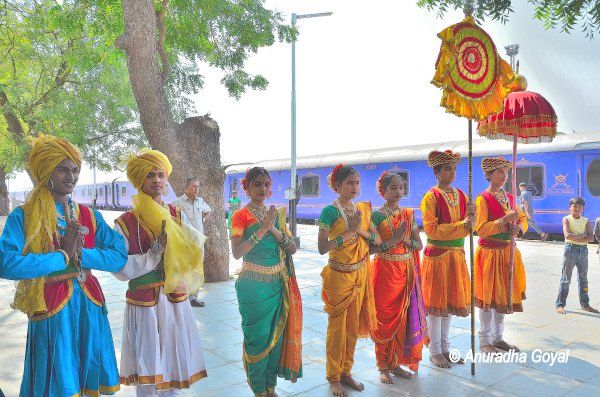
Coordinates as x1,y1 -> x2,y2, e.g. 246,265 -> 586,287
469,119 -> 475,376
508,134 -> 518,313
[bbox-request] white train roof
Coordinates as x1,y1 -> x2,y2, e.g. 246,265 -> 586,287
225,131 -> 600,173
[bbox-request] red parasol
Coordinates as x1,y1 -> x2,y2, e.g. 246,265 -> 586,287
478,72 -> 557,312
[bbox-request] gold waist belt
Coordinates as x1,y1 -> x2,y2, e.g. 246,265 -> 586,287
242,260 -> 285,275
376,252 -> 413,262
327,257 -> 366,272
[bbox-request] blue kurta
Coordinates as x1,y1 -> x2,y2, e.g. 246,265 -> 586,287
0,201 -> 127,397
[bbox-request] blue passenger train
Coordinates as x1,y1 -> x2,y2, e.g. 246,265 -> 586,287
9,132 -> 599,236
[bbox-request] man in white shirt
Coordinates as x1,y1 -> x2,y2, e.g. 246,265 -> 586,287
172,177 -> 211,307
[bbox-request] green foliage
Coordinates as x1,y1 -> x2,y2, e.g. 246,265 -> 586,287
417,0 -> 600,38
0,0 -> 143,172
89,0 -> 295,100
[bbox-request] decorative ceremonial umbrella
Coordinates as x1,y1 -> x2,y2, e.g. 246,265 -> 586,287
478,72 -> 557,312
431,13 -> 514,376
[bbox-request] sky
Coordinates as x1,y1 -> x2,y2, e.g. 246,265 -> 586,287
8,0 -> 600,191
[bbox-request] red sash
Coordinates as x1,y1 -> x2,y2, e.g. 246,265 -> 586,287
478,191 -> 514,247
430,187 -> 467,224
34,204 -> 104,321
116,204 -> 187,306
424,188 -> 467,257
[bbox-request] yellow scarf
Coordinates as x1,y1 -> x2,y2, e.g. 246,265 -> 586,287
12,134 -> 82,316
126,149 -> 205,293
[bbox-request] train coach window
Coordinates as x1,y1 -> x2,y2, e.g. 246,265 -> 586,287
587,159 -> 600,197
506,166 -> 545,197
301,175 -> 320,197
97,187 -> 103,196
122,186 -> 127,196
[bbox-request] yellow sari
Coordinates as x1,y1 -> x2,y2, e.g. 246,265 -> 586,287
319,201 -> 376,381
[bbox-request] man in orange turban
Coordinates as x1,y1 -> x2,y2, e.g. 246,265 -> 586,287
0,134 -> 127,396
420,150 -> 473,368
113,149 -> 208,396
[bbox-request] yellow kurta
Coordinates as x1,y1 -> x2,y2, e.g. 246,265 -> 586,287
474,194 -> 528,313
420,189 -> 471,317
319,202 -> 376,382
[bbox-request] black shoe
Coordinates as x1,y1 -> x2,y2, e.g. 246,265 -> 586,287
581,306 -> 599,314
191,300 -> 205,308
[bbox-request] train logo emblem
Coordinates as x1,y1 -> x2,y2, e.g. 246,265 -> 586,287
548,174 -> 574,195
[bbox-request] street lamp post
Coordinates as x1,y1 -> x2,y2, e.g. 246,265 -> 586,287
289,11 -> 333,248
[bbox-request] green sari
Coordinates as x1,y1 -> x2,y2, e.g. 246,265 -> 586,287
232,206 -> 302,396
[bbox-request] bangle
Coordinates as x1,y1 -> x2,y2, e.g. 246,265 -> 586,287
249,232 -> 261,246
368,232 -> 376,244
380,242 -> 389,252
335,235 -> 344,247
56,249 -> 69,265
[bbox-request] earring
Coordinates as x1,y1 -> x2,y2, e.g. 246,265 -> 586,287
47,179 -> 54,191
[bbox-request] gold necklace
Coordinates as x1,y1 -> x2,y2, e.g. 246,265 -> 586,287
488,188 -> 511,211
439,187 -> 459,207
381,203 -> 400,238
248,202 -> 267,223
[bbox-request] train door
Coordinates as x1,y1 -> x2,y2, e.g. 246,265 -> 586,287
581,154 -> 600,223
104,183 -> 110,208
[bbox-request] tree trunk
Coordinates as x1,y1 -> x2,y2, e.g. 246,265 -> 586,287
0,168 -> 9,216
172,116 -> 229,282
119,0 -> 230,281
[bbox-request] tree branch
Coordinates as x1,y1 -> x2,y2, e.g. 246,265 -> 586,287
23,60 -> 70,115
156,0 -> 169,82
0,90 -> 26,142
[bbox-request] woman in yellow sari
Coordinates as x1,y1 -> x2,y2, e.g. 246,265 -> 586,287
231,167 -> 302,397
318,164 -> 380,397
475,157 -> 528,354
371,172 -> 427,384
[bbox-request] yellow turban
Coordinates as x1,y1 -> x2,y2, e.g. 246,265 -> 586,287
12,134 -> 82,316
125,149 -> 205,294
126,149 -> 172,189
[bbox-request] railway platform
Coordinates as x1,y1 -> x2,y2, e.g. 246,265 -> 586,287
0,214 -> 599,396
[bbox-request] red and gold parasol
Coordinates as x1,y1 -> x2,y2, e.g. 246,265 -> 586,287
478,74 -> 557,142
478,72 -> 557,313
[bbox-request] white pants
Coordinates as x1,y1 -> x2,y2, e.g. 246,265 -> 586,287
136,385 -> 181,397
478,308 -> 505,346
427,314 -> 452,355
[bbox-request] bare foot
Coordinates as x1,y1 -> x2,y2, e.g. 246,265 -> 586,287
379,370 -> 393,384
430,353 -> 451,368
329,381 -> 347,397
443,352 -> 464,364
341,374 -> 365,391
391,367 -> 413,379
556,307 -> 567,314
266,392 -> 278,397
493,340 -> 520,352
480,344 -> 500,354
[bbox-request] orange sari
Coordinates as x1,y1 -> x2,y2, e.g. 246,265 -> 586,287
372,208 -> 428,371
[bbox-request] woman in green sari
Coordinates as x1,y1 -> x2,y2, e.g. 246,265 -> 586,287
231,167 -> 303,397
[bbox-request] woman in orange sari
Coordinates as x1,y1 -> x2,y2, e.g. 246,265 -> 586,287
318,164 -> 380,397
371,172 -> 427,384
475,157 -> 528,354
420,150 -> 473,368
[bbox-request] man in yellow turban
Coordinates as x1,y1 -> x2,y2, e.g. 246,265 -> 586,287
112,149 -> 207,396
0,134 -> 128,396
